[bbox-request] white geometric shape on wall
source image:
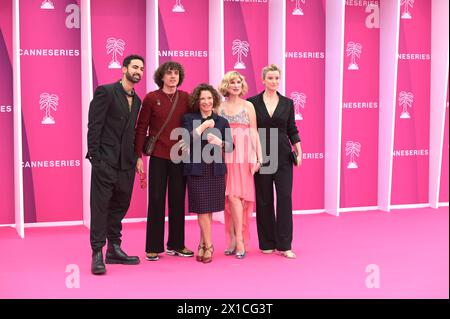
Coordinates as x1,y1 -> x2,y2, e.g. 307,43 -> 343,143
346,42 -> 362,71
398,91 -> 414,119
346,141 -> 361,169
173,0 -> 185,12
291,0 -> 305,16
40,0 -> 54,10
39,93 -> 59,125
106,37 -> 125,69
291,91 -> 306,121
400,0 -> 414,19
232,39 -> 250,70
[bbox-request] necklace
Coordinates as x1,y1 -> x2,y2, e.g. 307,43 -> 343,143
120,81 -> 135,97
163,91 -> 176,103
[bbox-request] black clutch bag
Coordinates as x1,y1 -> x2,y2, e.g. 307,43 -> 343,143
290,151 -> 298,166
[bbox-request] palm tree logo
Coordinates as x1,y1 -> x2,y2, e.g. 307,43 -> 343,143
398,91 -> 414,119
345,141 -> 361,169
400,0 -> 414,19
290,92 -> 306,121
106,37 -> 125,69
40,0 -> 54,9
291,0 -> 306,16
346,42 -> 362,70
173,0 -> 185,12
232,39 -> 250,70
39,93 -> 59,125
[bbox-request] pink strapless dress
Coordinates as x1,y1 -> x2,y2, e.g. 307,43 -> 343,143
220,109 -> 256,249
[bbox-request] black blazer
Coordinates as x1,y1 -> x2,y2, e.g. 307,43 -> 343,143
182,112 -> 233,176
86,81 -> 141,170
248,91 -> 301,164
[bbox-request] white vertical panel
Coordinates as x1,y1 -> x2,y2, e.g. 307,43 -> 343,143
268,0 -> 285,94
81,0 -> 93,228
144,0 -> 158,209
209,0 -> 224,89
324,0 -> 345,216
210,0 -> 225,224
429,0 -> 449,208
13,0 -> 24,238
146,0 -> 158,92
378,0 -> 400,212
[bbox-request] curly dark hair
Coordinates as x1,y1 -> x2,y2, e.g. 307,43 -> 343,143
189,83 -> 222,113
153,61 -> 185,89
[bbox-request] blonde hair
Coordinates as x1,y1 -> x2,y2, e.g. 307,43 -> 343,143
262,64 -> 281,80
218,71 -> 249,97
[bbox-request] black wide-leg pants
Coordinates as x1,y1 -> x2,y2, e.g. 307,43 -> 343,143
146,156 -> 186,253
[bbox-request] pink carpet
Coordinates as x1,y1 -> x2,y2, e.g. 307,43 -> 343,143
0,207 -> 448,299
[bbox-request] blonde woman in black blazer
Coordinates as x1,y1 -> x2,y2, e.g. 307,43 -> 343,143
247,64 -> 302,259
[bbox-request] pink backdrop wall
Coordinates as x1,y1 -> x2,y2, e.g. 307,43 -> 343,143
440,81 -> 449,203
285,0 -> 325,210
340,2 -> 379,208
0,0 -> 14,224
91,0 -> 147,219
20,0 -> 82,222
224,0 -> 268,98
158,0 -> 209,93
392,0 -> 431,205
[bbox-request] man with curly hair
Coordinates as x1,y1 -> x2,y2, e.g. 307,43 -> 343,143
134,61 -> 194,261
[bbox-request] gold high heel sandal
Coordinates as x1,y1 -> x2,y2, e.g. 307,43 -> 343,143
202,245 -> 214,264
196,244 -> 205,262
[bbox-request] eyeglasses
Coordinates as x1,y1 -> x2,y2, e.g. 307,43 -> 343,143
139,172 -> 147,189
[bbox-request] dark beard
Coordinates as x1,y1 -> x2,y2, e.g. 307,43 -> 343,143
126,71 -> 140,84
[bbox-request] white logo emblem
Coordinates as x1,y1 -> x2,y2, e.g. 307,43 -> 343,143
400,0 -> 414,19
173,0 -> 185,13
291,92 -> 306,121
106,37 -> 125,69
40,0 -> 54,10
346,141 -> 361,169
398,91 -> 414,119
291,0 -> 305,16
39,93 -> 59,125
232,39 -> 250,70
346,42 -> 362,70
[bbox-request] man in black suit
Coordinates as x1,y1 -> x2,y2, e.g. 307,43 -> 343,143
86,54 -> 145,275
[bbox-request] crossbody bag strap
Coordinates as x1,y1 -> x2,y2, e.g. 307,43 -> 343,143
153,90 -> 179,140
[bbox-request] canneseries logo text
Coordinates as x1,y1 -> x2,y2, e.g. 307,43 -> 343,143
39,93 -> 59,125
290,92 -> 306,121
398,91 -> 414,119
21,1 -> 79,57
1,104 -> 12,113
345,141 -> 361,169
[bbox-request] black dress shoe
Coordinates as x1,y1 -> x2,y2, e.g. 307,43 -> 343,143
91,250 -> 106,275
105,243 -> 140,265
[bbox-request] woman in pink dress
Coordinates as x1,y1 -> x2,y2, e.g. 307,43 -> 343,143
217,71 -> 263,259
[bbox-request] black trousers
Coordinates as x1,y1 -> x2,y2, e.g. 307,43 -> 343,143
90,161 -> 135,251
254,161 -> 293,251
146,156 -> 186,253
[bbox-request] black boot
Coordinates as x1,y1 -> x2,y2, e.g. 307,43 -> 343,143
105,243 -> 140,265
91,250 -> 106,275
